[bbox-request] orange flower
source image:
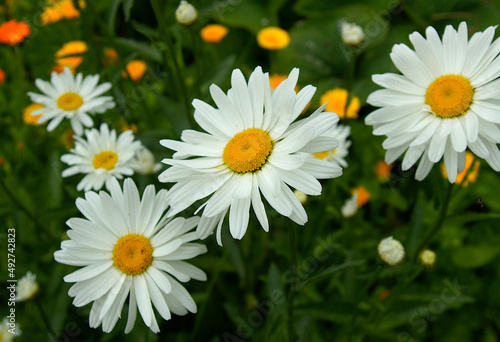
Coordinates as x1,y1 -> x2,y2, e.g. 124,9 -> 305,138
269,74 -> 299,92
0,20 -> 31,45
41,0 -> 86,25
0,68 -> 5,84
257,27 -> 290,50
375,160 -> 393,182
23,103 -> 45,125
320,88 -> 360,119
441,151 -> 480,186
352,186 -> 370,207
122,60 -> 147,82
103,48 -> 119,66
200,24 -> 228,43
55,41 -> 88,71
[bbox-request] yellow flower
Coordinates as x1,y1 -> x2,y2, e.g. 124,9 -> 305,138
257,27 -> 290,50
122,60 -> 147,82
23,103 -> 44,125
55,41 -> 88,71
41,0 -> 86,25
320,88 -> 360,119
200,24 -> 229,43
441,151 -> 480,186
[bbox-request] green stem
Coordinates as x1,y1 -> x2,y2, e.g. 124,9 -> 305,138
417,181 -> 454,251
286,222 -> 298,342
347,265 -> 382,342
149,0 -> 195,129
35,298 -> 56,337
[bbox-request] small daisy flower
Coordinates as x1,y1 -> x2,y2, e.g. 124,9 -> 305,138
61,123 -> 142,191
159,67 -> 342,244
54,177 -> 207,333
313,123 -> 351,167
28,67 -> 115,135
16,271 -> 40,301
365,22 -> 500,183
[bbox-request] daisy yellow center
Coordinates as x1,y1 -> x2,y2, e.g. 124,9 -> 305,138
314,149 -> 334,159
93,151 -> 118,170
425,75 -> 474,118
223,128 -> 272,173
113,234 -> 153,275
57,92 -> 83,111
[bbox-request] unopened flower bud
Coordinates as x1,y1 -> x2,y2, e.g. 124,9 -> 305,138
294,190 -> 308,205
16,271 -> 40,301
175,1 -> 198,26
341,22 -> 365,47
378,236 -> 405,266
418,249 -> 437,268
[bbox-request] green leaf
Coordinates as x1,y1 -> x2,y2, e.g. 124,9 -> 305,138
445,213 -> 500,225
115,38 -> 162,61
450,245 -> 499,269
123,0 -> 134,21
299,259 -> 366,290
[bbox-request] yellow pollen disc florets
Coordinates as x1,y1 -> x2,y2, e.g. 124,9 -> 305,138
425,75 -> 474,118
223,128 -> 273,173
313,149 -> 335,159
57,92 -> 83,111
113,234 -> 153,275
93,151 -> 118,170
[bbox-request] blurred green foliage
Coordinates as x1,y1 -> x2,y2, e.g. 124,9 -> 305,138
1,0 -> 500,341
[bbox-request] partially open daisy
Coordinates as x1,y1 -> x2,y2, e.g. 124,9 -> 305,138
313,123 -> 351,167
28,67 -> 115,135
54,177 -> 207,333
365,22 -> 500,182
61,123 -> 142,191
159,67 -> 342,244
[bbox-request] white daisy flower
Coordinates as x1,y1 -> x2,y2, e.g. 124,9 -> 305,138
159,66 -> 342,245
54,177 -> 207,334
16,271 -> 39,302
365,22 -> 500,183
28,67 -> 115,135
61,123 -> 142,191
313,123 -> 351,167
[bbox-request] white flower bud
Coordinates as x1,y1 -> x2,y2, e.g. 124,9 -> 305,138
16,271 -> 39,301
378,236 -> 405,266
175,1 -> 198,26
131,146 -> 162,175
341,192 -> 358,218
419,249 -> 437,268
341,22 -> 365,47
